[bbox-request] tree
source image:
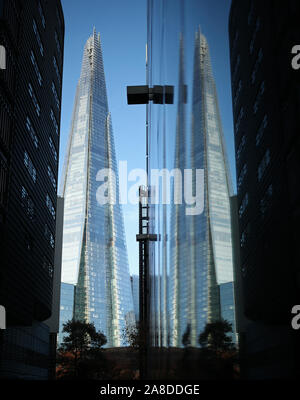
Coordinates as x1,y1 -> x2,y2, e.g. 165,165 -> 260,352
57,319 -> 107,379
122,321 -> 147,349
198,319 -> 235,353
182,324 -> 191,348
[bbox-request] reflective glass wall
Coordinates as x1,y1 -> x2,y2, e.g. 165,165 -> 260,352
59,30 -> 135,347
147,0 -> 236,353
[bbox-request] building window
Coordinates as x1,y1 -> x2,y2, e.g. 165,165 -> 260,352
28,83 -> 41,116
253,81 -> 265,114
240,231 -> 246,247
48,165 -> 57,190
236,134 -> 246,163
258,149 -> 271,181
239,192 -> 249,217
232,54 -> 240,84
251,48 -> 263,84
46,193 -> 56,220
240,223 -> 250,248
38,2 -> 46,28
24,150 -> 37,183
256,114 -> 268,146
53,56 -> 61,86
26,116 -> 38,148
50,108 -> 59,134
249,17 -> 260,55
248,1 -> 254,25
33,19 -> 44,56
260,184 -> 273,217
30,50 -> 42,85
237,163 -> 247,190
233,79 -> 242,109
49,136 -> 58,163
55,31 -> 61,56
235,106 -> 244,135
21,186 -> 35,220
51,81 -> 60,110
44,224 -> 55,248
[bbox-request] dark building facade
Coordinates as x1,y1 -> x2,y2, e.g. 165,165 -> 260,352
229,0 -> 300,378
0,0 -> 64,378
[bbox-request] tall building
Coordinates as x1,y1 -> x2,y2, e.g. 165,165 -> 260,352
169,30 -> 236,347
59,29 -> 135,347
229,0 -> 300,378
0,0 -> 64,378
146,0 -> 236,353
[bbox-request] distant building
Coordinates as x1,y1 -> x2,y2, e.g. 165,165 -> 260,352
229,0 -> 300,378
0,0 -> 64,379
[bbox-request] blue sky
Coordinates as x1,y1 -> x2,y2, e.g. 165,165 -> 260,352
59,0 -> 235,276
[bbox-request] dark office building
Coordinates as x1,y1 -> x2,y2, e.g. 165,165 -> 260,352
0,0 -> 64,378
229,0 -> 300,378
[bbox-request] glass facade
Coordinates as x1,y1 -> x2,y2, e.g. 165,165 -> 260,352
147,0 -> 236,349
59,30 -> 135,347
58,282 -> 75,345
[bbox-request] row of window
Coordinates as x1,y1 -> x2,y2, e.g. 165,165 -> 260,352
238,148 -> 271,192
24,150 -> 37,183
249,17 -> 260,55
235,106 -> 244,135
258,149 -> 271,181
51,82 -> 60,110
28,82 -> 40,116
240,184 -> 273,247
21,186 -> 35,220
45,224 -> 55,248
236,110 -> 268,170
233,80 -> 242,109
26,116 -> 38,148
38,1 -> 45,29
33,19 -> 44,56
30,50 -> 42,86
47,165 -> 57,190
253,81 -> 265,114
251,48 -> 263,84
46,193 -> 56,220
255,114 -> 268,146
239,192 -> 249,217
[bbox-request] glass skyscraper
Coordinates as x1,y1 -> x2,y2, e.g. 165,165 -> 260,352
59,29 -> 134,347
147,0 -> 236,351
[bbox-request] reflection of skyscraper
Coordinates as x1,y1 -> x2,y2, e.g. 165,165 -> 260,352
170,31 -> 236,347
59,29 -> 134,347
